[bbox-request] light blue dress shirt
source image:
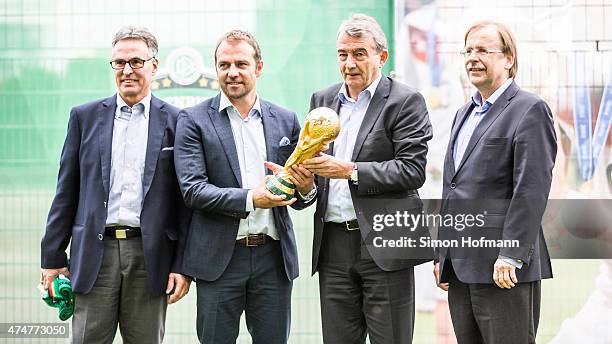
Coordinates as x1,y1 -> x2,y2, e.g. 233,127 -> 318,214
105,93 -> 151,227
325,74 -> 382,223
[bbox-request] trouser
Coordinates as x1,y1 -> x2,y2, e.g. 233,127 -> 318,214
318,222 -> 415,344
72,237 -> 167,344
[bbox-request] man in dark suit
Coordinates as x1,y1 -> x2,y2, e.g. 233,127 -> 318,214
434,21 -> 556,344
174,30 -> 313,344
299,14 -> 433,344
40,26 -> 191,344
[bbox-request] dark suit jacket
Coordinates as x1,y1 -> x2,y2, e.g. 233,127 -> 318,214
439,80 -> 556,284
304,76 -> 433,274
174,94 -> 307,282
41,95 -> 190,295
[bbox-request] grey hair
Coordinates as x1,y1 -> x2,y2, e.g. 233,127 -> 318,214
112,26 -> 159,58
337,13 -> 388,52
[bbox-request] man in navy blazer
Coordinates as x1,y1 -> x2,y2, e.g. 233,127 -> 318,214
174,30 -> 314,344
434,21 -> 556,343
40,27 -> 190,344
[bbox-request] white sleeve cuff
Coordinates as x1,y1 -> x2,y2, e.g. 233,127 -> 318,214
500,255 -> 523,269
246,190 -> 254,211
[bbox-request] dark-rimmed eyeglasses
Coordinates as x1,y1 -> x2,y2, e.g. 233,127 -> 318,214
459,48 -> 503,59
109,57 -> 155,70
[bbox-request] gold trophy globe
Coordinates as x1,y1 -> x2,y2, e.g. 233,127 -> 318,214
266,107 -> 340,199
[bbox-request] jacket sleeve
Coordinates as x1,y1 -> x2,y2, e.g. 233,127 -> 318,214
174,109 -> 249,218
41,107 -> 81,269
499,100 -> 557,264
356,91 -> 433,195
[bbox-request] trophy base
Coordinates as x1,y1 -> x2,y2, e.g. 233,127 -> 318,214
266,171 -> 296,200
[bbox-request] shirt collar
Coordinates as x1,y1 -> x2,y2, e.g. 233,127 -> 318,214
471,78 -> 513,108
219,91 -> 262,118
338,73 -> 383,104
116,92 -> 151,119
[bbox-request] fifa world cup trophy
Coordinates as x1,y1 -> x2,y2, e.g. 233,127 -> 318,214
266,107 -> 340,198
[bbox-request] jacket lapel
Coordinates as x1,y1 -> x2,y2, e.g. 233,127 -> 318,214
142,95 -> 167,199
446,103 -> 474,176
260,101 -> 280,171
98,95 -> 117,198
351,76 -> 391,161
454,81 -> 519,175
208,95 -> 242,187
326,89 -> 341,157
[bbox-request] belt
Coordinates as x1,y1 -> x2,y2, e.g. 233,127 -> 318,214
236,234 -> 272,247
326,219 -> 359,231
104,226 -> 141,239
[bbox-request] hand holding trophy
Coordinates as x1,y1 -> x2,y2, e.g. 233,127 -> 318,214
266,107 -> 340,199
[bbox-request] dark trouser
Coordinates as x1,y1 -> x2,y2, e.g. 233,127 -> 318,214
447,262 -> 541,344
71,237 -> 167,344
318,222 -> 415,344
195,239 -> 292,344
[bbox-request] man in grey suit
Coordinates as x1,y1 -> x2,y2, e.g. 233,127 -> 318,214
299,14 -> 433,344
174,30 -> 314,344
40,27 -> 191,344
434,21 -> 556,343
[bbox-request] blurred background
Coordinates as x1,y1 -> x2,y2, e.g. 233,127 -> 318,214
1,0 -> 611,342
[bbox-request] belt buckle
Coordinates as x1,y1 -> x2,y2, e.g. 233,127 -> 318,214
115,229 -> 127,239
245,235 -> 257,247
346,221 -> 358,231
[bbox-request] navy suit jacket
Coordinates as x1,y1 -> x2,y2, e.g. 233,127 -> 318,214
41,95 -> 190,295
174,94 -> 305,282
439,81 -> 556,284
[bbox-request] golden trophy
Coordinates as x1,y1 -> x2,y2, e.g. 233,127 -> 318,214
266,107 -> 340,199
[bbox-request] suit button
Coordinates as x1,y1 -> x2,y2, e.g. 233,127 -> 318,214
450,183 -> 456,189
98,234 -> 103,240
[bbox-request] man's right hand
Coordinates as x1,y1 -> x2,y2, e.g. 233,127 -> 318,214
40,267 -> 70,291
252,177 -> 297,209
434,262 -> 449,291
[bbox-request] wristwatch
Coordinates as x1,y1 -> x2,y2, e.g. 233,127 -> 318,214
349,164 -> 358,185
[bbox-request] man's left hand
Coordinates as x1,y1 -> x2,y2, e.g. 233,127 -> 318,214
302,153 -> 353,179
166,273 -> 191,304
493,259 -> 518,289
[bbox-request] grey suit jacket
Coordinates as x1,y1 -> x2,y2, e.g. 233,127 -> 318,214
303,76 -> 433,274
41,95 -> 190,295
438,80 -> 556,284
174,94 -> 307,282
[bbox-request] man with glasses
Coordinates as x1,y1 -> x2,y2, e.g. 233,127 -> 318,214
434,21 -> 556,343
40,26 -> 191,344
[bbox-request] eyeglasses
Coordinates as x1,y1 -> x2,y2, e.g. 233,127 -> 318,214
109,57 -> 154,70
459,48 -> 503,59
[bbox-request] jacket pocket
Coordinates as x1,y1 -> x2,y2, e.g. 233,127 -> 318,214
482,137 -> 508,146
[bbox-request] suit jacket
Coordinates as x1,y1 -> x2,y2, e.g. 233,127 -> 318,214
438,80 -> 556,284
41,94 -> 190,295
174,94 -> 306,282
304,76 -> 433,274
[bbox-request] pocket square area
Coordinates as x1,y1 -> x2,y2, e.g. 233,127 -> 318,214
278,137 -> 291,146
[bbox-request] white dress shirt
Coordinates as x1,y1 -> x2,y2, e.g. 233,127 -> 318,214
325,74 -> 382,222
105,93 -> 151,227
219,92 -> 278,240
